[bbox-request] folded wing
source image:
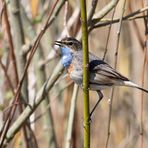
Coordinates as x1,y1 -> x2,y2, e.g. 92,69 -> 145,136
89,59 -> 129,86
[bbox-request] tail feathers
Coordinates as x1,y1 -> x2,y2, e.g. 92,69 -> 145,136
123,81 -> 148,93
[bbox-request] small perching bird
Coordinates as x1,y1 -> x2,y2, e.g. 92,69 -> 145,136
55,37 -> 148,115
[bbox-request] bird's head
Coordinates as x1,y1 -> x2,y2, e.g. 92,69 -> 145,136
55,37 -> 82,54
55,37 -> 82,68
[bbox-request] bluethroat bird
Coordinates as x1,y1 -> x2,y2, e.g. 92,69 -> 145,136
55,37 -> 148,116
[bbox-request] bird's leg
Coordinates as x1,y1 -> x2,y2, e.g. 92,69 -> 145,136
89,90 -> 103,119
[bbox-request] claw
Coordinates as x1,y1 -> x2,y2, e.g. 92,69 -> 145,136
81,84 -> 90,90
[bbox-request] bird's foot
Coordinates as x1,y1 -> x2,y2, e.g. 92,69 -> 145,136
80,84 -> 90,90
88,114 -> 93,123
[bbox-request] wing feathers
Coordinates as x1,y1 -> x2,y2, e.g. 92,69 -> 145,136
89,59 -> 128,85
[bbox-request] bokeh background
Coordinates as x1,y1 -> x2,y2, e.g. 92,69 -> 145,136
0,0 -> 148,148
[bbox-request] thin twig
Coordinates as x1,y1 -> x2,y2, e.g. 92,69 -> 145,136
92,6 -> 148,25
89,0 -> 119,27
1,0 -> 19,85
46,0 -> 66,28
64,0 -> 69,36
0,0 -> 28,146
89,6 -> 148,31
87,0 -> 98,25
65,84 -> 79,148
103,7 -> 116,60
140,2 -> 148,147
77,0 -> 119,40
105,0 -> 127,148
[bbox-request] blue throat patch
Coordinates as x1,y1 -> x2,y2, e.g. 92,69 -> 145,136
61,47 -> 73,68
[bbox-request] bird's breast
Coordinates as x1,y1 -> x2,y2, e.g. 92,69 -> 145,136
67,63 -> 74,74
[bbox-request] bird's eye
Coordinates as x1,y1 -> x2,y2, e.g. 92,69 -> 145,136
68,42 -> 73,46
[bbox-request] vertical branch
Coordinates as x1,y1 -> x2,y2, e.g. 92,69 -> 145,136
140,31 -> 147,148
65,84 -> 79,148
105,0 -> 126,147
10,0 -> 28,100
80,0 -> 90,148
103,7 -> 116,60
2,0 -> 19,86
0,0 -> 30,147
140,1 -> 148,147
63,0 -> 69,36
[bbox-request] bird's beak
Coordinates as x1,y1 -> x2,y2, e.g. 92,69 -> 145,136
55,40 -> 63,46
